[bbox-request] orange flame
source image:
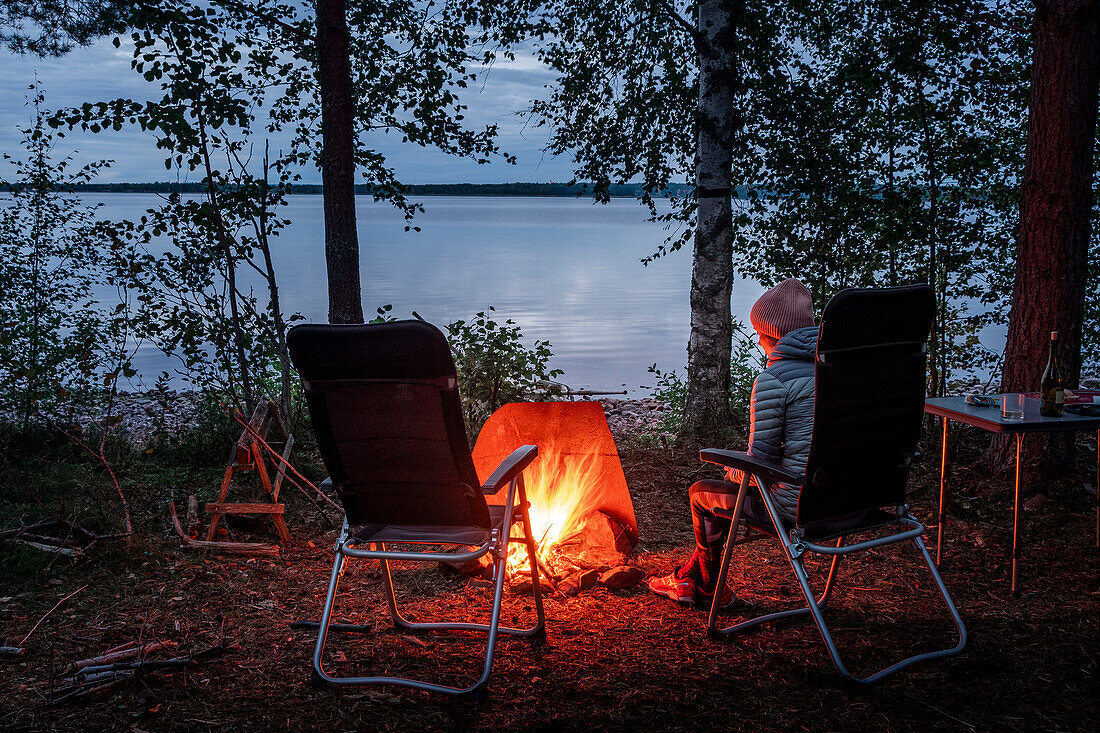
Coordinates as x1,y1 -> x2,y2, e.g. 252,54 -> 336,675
470,402 -> 638,576
505,449 -> 602,573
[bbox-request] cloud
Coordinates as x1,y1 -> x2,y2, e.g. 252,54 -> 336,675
2,39 -> 577,184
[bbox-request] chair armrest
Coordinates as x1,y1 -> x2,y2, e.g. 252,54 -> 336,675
699,448 -> 803,485
481,445 -> 539,494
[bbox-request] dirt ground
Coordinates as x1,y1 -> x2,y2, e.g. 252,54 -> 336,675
1,427 -> 1098,731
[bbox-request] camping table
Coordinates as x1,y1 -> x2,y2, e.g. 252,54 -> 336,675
924,394 -> 1100,595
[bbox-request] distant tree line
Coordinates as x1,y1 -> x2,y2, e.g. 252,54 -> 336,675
0,181 -> 702,198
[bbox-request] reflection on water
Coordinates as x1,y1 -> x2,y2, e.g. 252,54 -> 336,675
88,194 -> 765,395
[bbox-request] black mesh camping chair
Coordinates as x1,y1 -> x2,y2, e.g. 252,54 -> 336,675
700,285 -> 966,685
287,320 -> 546,700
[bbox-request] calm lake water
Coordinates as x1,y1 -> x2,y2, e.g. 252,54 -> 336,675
86,194 -> 766,395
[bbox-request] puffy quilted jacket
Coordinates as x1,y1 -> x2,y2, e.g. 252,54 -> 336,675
725,325 -> 817,521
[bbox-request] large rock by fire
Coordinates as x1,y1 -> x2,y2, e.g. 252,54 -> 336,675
471,401 -> 639,550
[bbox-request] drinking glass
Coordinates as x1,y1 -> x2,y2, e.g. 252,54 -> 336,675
1001,394 -> 1025,421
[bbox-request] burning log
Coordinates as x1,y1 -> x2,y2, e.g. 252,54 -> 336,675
555,511 -> 634,570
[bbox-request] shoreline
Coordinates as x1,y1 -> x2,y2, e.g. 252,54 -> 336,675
21,375 -> 1099,448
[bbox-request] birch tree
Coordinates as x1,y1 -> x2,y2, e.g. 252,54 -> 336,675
530,0 -> 778,442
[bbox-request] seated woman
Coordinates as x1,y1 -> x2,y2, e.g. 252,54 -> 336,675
649,278 -> 817,606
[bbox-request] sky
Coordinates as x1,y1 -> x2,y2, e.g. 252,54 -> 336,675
0,38 -> 579,184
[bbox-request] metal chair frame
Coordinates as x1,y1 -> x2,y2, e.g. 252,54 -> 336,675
311,467 -> 546,701
702,450 -> 967,686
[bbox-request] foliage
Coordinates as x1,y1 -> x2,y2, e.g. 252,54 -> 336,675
1083,146 -> 1100,378
744,1 -> 1029,395
60,0 -> 524,223
40,0 -> 540,409
368,304 -> 397,323
527,0 -> 1031,397
0,88 -> 114,426
650,320 -> 764,436
47,7 -> 311,415
0,88 -> 146,539
0,0 -> 128,56
646,363 -> 686,436
447,307 -> 562,434
729,320 -> 766,425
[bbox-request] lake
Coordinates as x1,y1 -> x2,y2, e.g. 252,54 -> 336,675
85,194 -> 766,395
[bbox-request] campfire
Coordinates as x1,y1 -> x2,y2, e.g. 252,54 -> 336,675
469,401 -> 640,592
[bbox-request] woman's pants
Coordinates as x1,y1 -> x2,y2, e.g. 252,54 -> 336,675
689,478 -> 770,563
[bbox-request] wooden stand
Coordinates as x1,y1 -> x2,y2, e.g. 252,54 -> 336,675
206,401 -> 295,544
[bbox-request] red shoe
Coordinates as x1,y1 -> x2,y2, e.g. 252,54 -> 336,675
697,581 -> 736,608
648,569 -> 696,604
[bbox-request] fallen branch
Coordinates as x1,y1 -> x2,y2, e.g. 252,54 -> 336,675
168,501 -> 279,556
9,539 -> 82,558
51,639 -> 233,704
0,519 -> 102,557
18,584 -> 89,647
0,646 -> 27,658
1,519 -> 92,541
67,640 -> 177,672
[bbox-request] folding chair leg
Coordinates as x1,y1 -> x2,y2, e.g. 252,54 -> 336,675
311,479 -> 546,698
310,547 -> 348,688
784,533 -> 966,685
705,477 -> 964,684
312,544 -> 506,698
707,473 -> 844,637
378,476 -> 545,638
708,535 -> 844,638
707,472 -> 749,633
517,474 -> 547,637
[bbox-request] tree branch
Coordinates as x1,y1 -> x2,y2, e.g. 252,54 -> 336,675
651,0 -> 704,50
207,0 -> 313,44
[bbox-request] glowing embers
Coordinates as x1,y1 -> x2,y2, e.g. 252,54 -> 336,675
471,401 -> 638,586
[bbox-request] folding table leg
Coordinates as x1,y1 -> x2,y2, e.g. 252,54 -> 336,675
1011,433 -> 1023,596
937,416 -> 949,566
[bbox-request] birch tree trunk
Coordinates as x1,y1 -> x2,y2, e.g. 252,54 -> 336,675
682,0 -> 738,442
316,0 -> 364,324
989,0 -> 1100,473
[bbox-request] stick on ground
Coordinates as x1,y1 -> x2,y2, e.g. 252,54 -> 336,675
18,584 -> 89,647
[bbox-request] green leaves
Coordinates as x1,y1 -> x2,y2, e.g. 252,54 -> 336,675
532,0 -> 1030,393
447,306 -> 563,434
0,85 -> 133,428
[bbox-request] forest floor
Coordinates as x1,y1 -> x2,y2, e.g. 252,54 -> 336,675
1,415 -> 1098,731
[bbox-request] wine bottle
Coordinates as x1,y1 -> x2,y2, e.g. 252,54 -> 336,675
1040,331 -> 1064,417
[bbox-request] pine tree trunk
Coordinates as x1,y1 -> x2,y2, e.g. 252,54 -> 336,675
316,0 -> 363,324
681,0 -> 738,444
989,0 -> 1100,473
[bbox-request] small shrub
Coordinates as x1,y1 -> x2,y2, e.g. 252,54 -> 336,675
447,307 -> 562,435
649,319 -> 765,436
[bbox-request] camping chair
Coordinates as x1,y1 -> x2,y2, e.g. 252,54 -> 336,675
700,285 -> 966,685
287,320 -> 546,700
